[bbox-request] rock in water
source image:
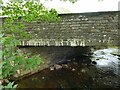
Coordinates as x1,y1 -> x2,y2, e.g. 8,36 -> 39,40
54,64 -> 62,70
50,66 -> 54,71
91,61 -> 97,65
72,68 -> 76,71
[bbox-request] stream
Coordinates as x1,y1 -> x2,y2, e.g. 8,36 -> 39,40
16,47 -> 120,89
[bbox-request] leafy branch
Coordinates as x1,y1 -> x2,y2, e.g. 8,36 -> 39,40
1,1 -> 60,89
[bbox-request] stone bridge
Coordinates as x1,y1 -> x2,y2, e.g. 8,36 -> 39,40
20,11 -> 120,46
0,11 -> 120,46
0,11 -> 120,77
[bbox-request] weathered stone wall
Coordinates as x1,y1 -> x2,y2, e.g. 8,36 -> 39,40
20,11 -> 119,46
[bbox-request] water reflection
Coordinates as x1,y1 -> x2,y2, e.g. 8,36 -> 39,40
16,47 -> 120,89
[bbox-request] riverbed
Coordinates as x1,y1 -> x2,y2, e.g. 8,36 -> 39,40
16,47 -> 120,89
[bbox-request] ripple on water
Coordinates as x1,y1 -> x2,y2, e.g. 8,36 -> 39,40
92,48 -> 120,76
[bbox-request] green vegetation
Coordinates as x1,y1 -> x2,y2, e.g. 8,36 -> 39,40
0,0 -> 79,4
0,1 -> 59,89
0,81 -> 17,90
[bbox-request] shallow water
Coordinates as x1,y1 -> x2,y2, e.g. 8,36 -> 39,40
16,47 -> 120,89
92,48 -> 120,76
